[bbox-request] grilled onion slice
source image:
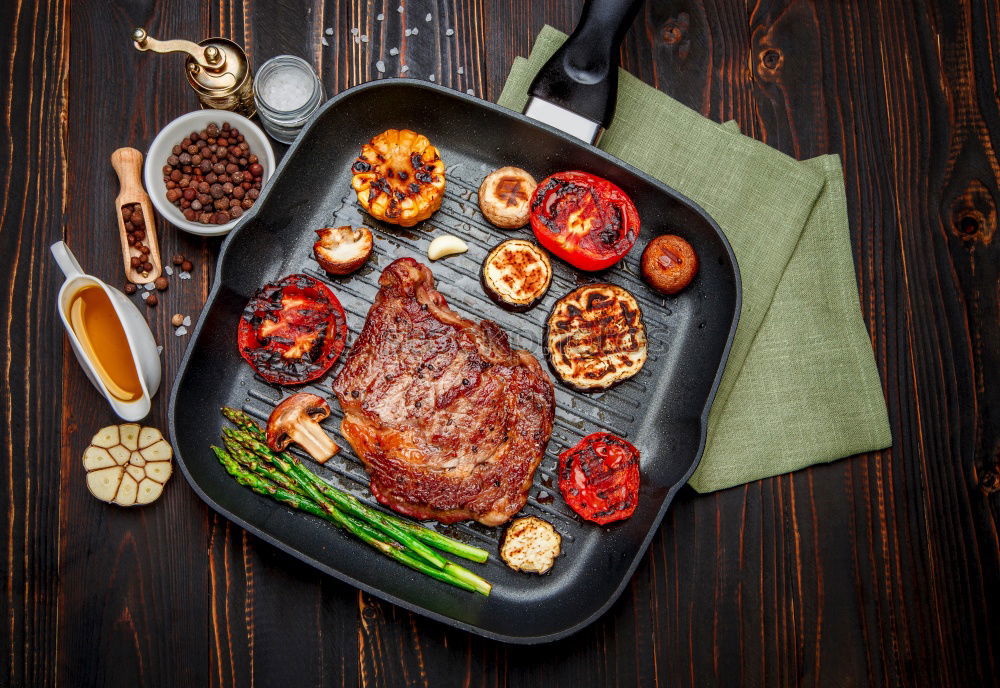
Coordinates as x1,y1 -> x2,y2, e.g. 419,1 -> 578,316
545,284 -> 647,391
350,129 -> 446,227
481,239 -> 552,311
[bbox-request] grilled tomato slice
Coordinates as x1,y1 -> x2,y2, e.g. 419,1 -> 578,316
237,274 -> 348,385
559,432 -> 640,525
351,129 -> 446,227
545,283 -> 647,391
530,170 -> 640,271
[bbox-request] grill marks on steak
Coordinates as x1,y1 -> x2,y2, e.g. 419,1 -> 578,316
333,258 -> 555,526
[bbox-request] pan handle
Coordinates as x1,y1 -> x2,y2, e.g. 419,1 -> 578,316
525,0 -> 643,143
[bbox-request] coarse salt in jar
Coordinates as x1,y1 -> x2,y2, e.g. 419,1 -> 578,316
254,55 -> 324,143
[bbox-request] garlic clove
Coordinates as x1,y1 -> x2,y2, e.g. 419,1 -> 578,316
427,235 -> 469,261
87,466 -> 124,502
119,423 -> 141,451
138,426 -> 162,449
114,473 -> 139,506
126,465 -> 145,482
135,479 -> 164,505
109,445 -> 130,465
144,461 -> 173,483
83,446 -> 117,471
91,425 -> 119,449
141,439 -> 173,462
129,451 -> 146,467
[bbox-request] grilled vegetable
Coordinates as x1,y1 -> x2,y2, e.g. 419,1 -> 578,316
558,432 -> 639,525
530,170 -> 640,271
478,166 -> 537,229
427,234 -> 468,261
237,274 -> 348,385
500,516 -> 561,574
545,284 -> 647,391
641,234 -> 699,295
481,239 -> 552,311
351,129 -> 446,227
313,226 -> 373,275
83,424 -> 173,506
267,393 -> 340,464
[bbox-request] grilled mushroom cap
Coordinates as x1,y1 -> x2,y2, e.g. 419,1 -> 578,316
481,239 -> 552,311
478,167 -> 537,229
313,226 -> 373,275
267,393 -> 340,464
545,284 -> 647,391
351,129 -> 446,227
641,234 -> 698,294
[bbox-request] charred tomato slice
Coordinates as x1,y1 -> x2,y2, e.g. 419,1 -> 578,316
237,274 -> 348,385
530,170 -> 640,271
558,432 -> 640,525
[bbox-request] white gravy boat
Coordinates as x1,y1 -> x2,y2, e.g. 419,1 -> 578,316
51,241 -> 161,421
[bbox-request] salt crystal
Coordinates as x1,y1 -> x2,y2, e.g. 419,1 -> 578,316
445,28 -> 454,36
411,27 -> 418,35
425,13 -> 432,21
361,34 -> 369,43
140,291 -> 149,300
405,28 -> 412,36
353,36 -> 361,44
175,326 -> 188,337
397,5 -> 404,13
325,27 -> 333,35
389,47 -> 399,56
377,13 -> 384,20
401,65 -> 409,72
466,89 -> 474,95
321,36 -> 329,46
428,73 -> 435,81
144,282 -> 155,291
156,345 -> 163,355
179,271 -> 192,280
183,315 -> 192,327
376,60 -> 385,73
457,66 -> 464,74
164,265 -> 173,275
351,27 -> 359,35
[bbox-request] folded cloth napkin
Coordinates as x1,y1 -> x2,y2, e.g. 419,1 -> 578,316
499,27 -> 892,492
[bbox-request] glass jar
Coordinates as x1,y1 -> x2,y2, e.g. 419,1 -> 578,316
254,55 -> 324,144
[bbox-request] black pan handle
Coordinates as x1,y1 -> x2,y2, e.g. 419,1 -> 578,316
527,0 -> 644,130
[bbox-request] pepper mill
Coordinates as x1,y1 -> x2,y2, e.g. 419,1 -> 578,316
132,28 -> 256,118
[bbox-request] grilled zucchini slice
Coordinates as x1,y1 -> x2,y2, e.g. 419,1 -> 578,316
546,283 -> 647,391
481,239 -> 552,311
351,129 -> 446,227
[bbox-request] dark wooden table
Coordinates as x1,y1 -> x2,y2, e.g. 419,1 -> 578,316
3,0 -> 998,685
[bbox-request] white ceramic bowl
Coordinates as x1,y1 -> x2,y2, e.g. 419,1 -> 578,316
144,110 -> 275,237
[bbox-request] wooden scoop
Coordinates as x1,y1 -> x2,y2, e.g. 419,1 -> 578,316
111,147 -> 162,284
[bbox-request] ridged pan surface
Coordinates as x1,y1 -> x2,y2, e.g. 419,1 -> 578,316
169,80 -> 740,644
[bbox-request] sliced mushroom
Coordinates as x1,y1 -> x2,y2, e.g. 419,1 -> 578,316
313,226 -> 374,275
267,393 -> 340,464
500,515 -> 561,574
83,424 -> 173,506
478,166 -> 537,229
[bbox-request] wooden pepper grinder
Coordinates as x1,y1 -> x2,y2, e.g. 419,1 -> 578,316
111,147 -> 162,284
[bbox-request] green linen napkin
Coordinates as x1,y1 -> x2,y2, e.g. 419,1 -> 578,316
499,27 -> 891,492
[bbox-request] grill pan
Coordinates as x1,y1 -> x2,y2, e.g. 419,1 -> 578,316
169,0 -> 740,643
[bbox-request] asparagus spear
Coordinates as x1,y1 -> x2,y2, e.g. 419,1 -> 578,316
212,446 -> 490,594
221,407 -> 489,564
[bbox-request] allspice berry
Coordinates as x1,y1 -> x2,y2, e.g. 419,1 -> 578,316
172,254 -> 185,266
146,294 -> 158,307
124,283 -> 137,295
181,260 -> 193,272
171,313 -> 185,327
154,276 -> 169,291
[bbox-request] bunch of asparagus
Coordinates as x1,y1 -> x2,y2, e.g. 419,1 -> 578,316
213,407 -> 492,595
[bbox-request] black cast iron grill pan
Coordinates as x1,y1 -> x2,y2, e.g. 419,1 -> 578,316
169,0 -> 741,643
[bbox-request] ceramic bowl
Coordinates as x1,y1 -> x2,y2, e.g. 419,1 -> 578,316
144,110 -> 275,237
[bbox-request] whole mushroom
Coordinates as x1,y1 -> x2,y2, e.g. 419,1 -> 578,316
313,226 -> 373,275
266,393 -> 340,464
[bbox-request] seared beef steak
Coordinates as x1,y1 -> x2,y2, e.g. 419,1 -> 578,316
333,258 -> 555,526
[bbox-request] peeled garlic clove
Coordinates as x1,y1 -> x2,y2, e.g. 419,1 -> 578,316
109,445 -> 130,465
87,466 -> 124,502
114,473 -> 139,506
144,461 -> 173,483
138,426 -> 162,449
126,465 -> 145,482
129,451 -> 146,467
83,446 -> 116,471
427,235 -> 468,261
141,439 -> 173,462
135,478 -> 164,505
120,423 -> 141,451
91,425 -> 119,449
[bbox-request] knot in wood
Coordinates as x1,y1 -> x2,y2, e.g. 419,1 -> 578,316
949,179 -> 996,244
661,13 -> 689,45
760,49 -> 783,71
980,468 -> 1000,494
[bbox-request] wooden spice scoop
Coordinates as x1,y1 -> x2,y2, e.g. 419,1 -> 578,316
111,147 -> 162,284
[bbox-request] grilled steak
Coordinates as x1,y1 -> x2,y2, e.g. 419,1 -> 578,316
333,258 -> 555,526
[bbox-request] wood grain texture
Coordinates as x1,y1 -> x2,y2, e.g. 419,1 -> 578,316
1,0 -> 998,686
